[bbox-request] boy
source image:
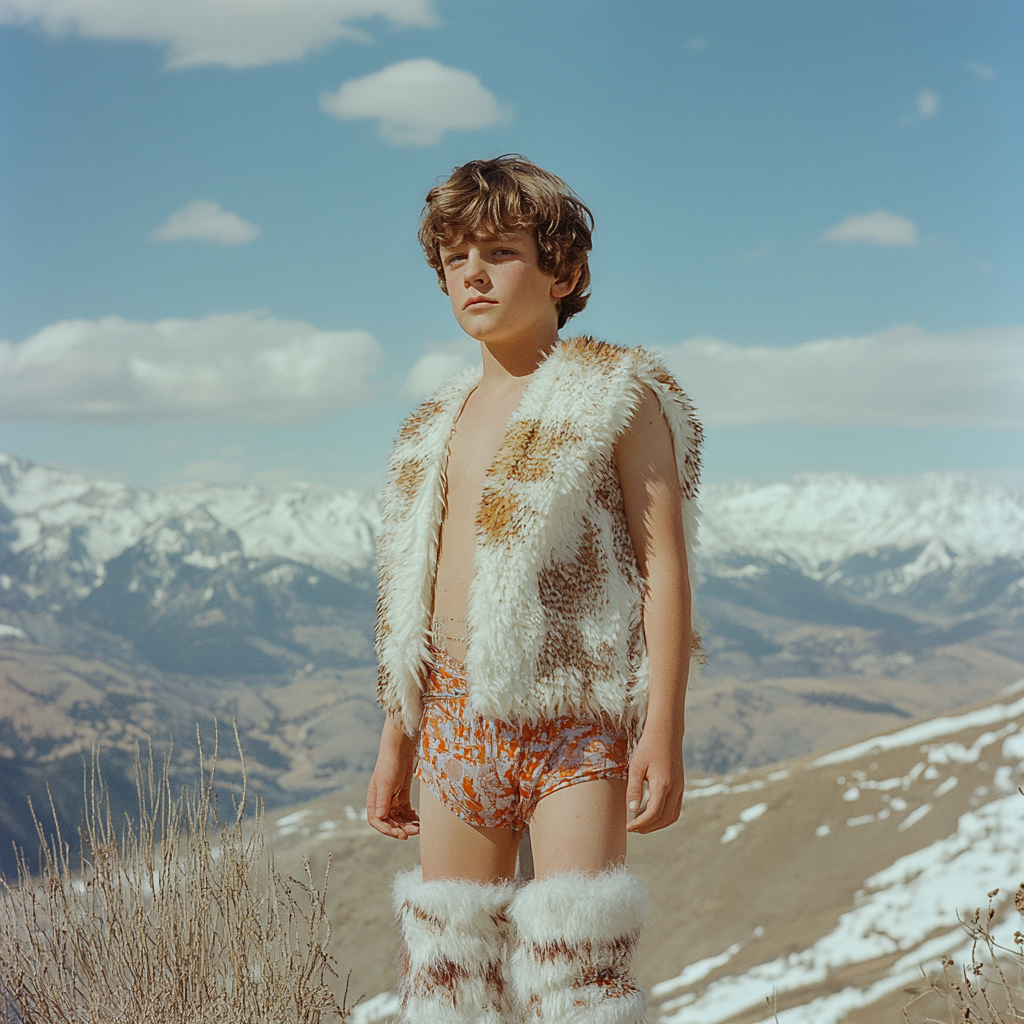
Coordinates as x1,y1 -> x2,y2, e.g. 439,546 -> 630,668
367,155 -> 702,1023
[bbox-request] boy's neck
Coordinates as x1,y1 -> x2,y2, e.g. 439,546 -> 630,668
478,328 -> 561,388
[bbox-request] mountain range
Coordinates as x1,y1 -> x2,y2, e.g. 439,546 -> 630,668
1,451 -> 1022,879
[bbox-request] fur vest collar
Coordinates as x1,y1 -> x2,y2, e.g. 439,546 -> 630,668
375,336 -> 703,735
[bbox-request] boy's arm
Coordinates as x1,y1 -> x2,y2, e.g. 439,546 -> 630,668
615,385 -> 692,834
366,714 -> 420,839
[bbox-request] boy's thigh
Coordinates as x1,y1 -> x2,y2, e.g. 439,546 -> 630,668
418,783 -> 521,882
528,777 -> 628,878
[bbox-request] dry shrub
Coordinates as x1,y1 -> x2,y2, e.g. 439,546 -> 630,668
0,726 -> 350,1024
904,884 -> 1024,1024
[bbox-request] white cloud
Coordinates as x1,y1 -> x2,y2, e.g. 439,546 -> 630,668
0,313 -> 385,422
964,61 -> 996,81
320,58 -> 512,145
658,325 -> 1024,430
401,339 -> 480,398
916,89 -> 939,119
151,200 -> 259,246
822,210 -> 918,247
0,0 -> 437,69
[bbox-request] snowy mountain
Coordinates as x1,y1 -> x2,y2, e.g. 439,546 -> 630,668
3,455 -> 1022,649
702,472 -> 1024,567
0,452 -> 380,673
4,455 -> 1021,607
0,451 -> 378,588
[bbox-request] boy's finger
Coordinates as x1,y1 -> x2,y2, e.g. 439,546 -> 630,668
366,782 -> 406,838
630,784 -> 684,833
368,812 -> 408,839
628,779 -> 669,831
625,764 -> 646,815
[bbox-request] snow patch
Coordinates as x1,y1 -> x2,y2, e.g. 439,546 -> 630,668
657,794 -> 1024,1024
652,941 -> 745,997
350,991 -> 402,1024
740,802 -> 768,823
812,698 -> 1024,767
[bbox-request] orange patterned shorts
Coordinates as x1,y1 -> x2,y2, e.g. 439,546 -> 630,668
414,648 -> 631,831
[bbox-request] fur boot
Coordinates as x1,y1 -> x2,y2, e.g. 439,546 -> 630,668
392,867 -> 517,1023
509,868 -> 651,1023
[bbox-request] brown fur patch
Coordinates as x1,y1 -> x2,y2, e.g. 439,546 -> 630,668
422,957 -> 469,996
399,399 -> 443,441
394,458 -> 426,502
476,491 -> 522,542
489,419 -> 582,484
564,336 -> 622,368
593,460 -> 641,583
483,957 -> 505,999
691,632 -> 707,665
374,647 -> 391,700
652,368 -> 683,394
526,932 -> 640,1001
536,520 -> 614,688
405,902 -> 446,932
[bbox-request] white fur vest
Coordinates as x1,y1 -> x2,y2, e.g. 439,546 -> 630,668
375,336 -> 703,736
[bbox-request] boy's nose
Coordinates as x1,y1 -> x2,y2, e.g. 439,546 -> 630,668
463,249 -> 488,284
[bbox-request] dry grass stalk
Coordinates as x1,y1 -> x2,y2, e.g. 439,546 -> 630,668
903,884 -> 1024,1024
0,725 -> 351,1024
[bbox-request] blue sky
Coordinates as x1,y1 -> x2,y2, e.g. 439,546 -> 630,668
1,0 -> 1022,491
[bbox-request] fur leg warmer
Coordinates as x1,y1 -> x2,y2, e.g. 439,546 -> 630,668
392,867 -> 517,1023
509,868 -> 651,1023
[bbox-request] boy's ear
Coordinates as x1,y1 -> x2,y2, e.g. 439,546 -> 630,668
550,264 -> 582,299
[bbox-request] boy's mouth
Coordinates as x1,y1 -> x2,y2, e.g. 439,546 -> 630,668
463,297 -> 497,309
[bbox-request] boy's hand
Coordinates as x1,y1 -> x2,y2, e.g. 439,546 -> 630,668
625,729 -> 684,834
367,716 -> 420,840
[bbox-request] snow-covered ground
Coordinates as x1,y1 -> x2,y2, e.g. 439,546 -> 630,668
658,786 -> 1024,1024
654,691 -> 1024,1024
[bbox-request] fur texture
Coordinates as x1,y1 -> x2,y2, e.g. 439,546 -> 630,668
376,336 -> 703,736
509,868 -> 652,1023
392,867 -> 518,1023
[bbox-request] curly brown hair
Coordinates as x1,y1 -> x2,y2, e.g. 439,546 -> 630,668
418,155 -> 594,329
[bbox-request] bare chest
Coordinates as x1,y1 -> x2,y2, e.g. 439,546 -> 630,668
445,395 -> 514,507
432,387 -> 524,636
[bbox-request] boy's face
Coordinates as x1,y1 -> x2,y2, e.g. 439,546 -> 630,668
439,230 -> 578,348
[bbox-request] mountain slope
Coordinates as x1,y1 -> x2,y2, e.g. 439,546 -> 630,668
258,683 -> 1024,1024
